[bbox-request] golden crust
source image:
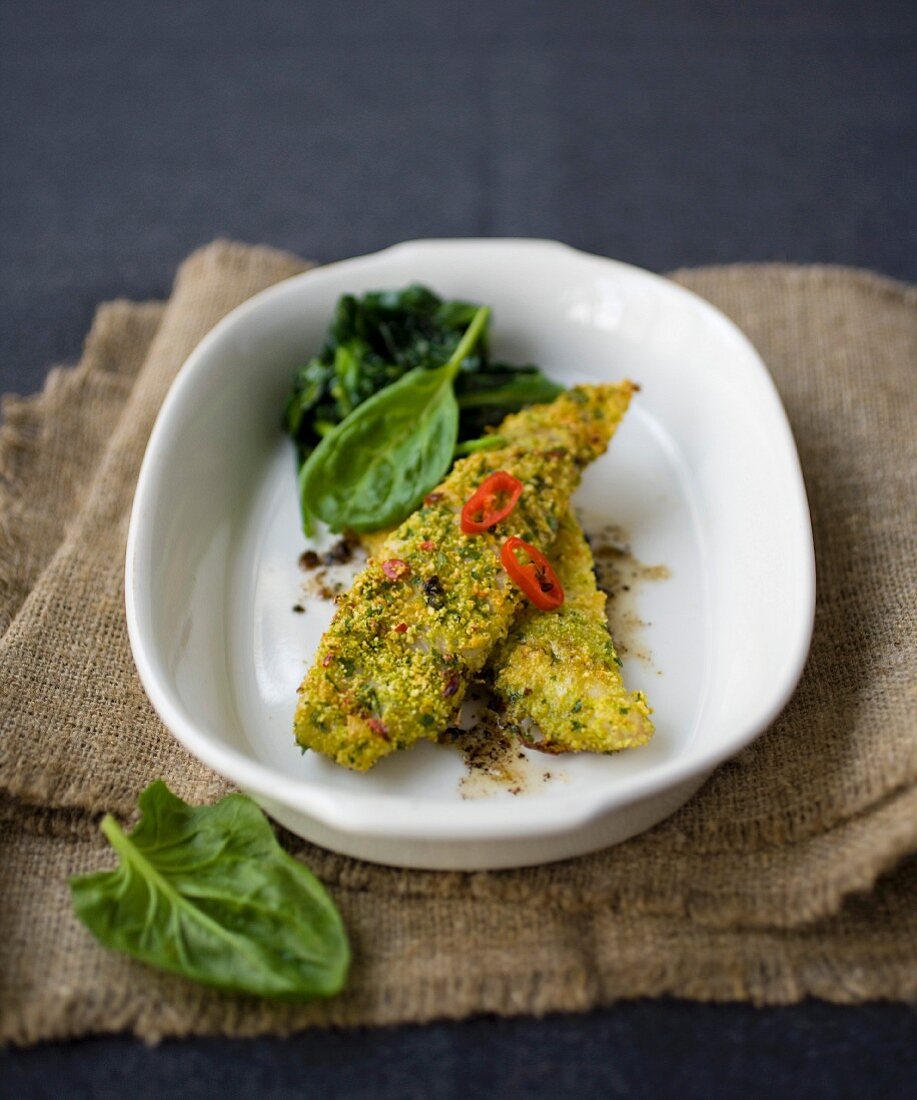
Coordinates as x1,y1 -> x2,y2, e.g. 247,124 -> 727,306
293,383 -> 635,769
491,508 -> 654,754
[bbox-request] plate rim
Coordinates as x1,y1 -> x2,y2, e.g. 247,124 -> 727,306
125,238 -> 816,842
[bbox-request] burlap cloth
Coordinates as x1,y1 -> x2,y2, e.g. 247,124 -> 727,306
1,242 -> 915,1045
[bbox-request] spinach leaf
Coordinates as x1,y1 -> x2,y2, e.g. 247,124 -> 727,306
70,781 -> 349,1001
283,284 -> 559,467
299,306 -> 489,533
284,284 -> 482,461
284,284 -> 564,532
456,364 -> 564,438
284,358 -> 333,442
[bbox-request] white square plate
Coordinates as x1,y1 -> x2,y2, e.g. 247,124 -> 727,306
126,240 -> 814,869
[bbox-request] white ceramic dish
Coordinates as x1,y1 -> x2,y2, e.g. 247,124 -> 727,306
126,239 -> 814,870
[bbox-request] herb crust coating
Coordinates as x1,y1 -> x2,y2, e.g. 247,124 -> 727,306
294,384 -> 634,769
492,508 -> 654,753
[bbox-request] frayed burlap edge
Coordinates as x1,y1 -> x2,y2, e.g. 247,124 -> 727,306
1,246 -> 915,1045
2,817 -> 914,1047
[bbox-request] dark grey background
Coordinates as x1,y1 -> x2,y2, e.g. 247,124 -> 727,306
1,1 -> 915,1096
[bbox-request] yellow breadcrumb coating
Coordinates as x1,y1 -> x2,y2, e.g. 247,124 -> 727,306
294,383 -> 635,770
491,508 -> 653,753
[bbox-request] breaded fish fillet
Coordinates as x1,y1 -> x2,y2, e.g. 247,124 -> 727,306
491,507 -> 653,753
294,383 -> 635,770
363,486 -> 653,754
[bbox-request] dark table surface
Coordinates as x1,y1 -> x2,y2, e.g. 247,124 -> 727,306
1,1 -> 915,1096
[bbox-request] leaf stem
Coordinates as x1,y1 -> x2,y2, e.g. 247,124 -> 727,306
456,379 -> 563,409
443,306 -> 490,381
100,813 -> 132,857
99,813 -> 272,972
453,434 -> 507,457
101,814 -> 182,908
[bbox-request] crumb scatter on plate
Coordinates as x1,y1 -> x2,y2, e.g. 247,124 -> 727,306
295,541 -> 367,605
439,696 -> 565,799
586,519 -> 670,665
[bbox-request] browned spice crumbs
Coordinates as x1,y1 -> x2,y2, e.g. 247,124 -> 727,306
442,673 -> 461,698
296,539 -> 368,607
305,572 -> 347,600
585,519 -> 670,665
439,693 -> 566,799
299,536 -> 357,575
323,537 -> 356,565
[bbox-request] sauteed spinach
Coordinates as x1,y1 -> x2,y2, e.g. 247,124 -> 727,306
284,285 -> 561,533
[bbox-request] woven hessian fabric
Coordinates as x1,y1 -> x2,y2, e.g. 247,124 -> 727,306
1,243 -> 914,1044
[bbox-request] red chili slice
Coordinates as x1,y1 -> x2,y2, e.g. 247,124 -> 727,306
460,471 -> 524,534
500,536 -> 565,611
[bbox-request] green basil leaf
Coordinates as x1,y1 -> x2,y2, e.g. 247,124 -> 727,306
70,782 -> 349,1001
283,286 -> 568,532
300,306 -> 489,533
299,363 -> 459,533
